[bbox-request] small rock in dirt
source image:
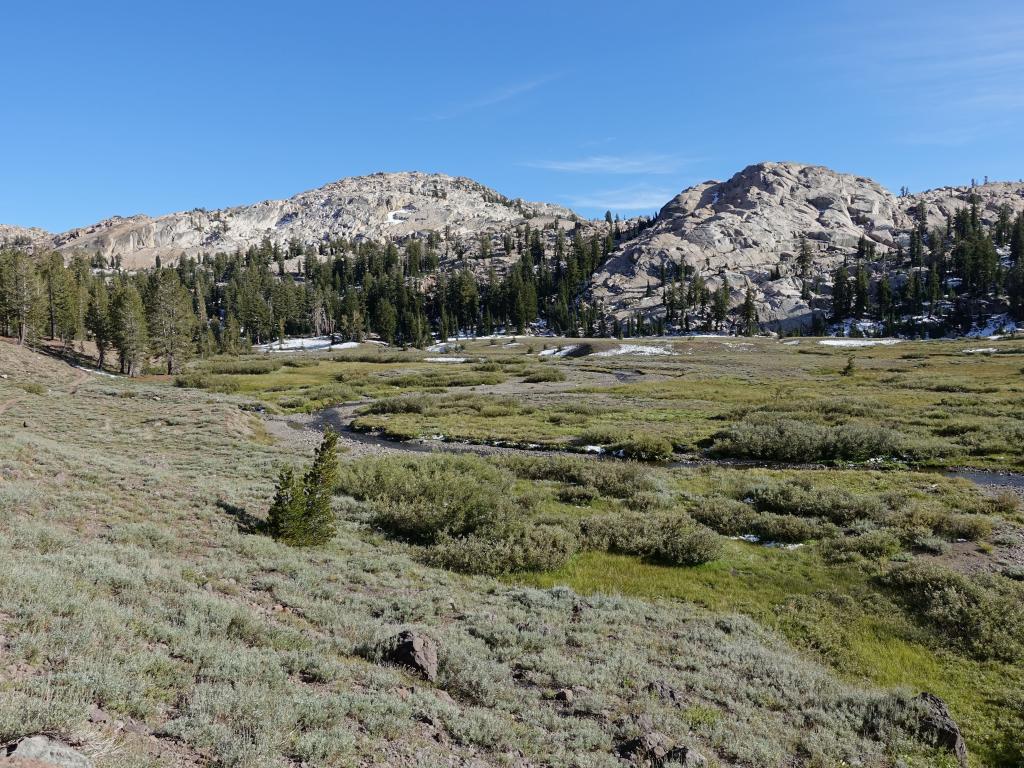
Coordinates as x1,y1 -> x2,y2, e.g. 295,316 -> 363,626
554,688 -> 574,704
4,736 -> 92,768
87,706 -> 110,724
915,692 -> 968,767
617,731 -> 707,767
669,746 -> 708,767
434,690 -> 454,705
647,679 -> 684,706
617,730 -> 673,764
386,630 -> 438,682
121,721 -> 149,737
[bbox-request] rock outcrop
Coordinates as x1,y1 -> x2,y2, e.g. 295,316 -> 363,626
590,162 -> 1024,329
914,692 -> 968,768
385,629 -> 439,682
0,225 -> 50,250
2,736 -> 92,768
41,172 -> 580,269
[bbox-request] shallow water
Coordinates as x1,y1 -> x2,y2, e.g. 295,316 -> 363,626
308,406 -> 1024,491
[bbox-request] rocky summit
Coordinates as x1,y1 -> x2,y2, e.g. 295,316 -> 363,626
590,162 -> 1024,328
22,172 -> 579,269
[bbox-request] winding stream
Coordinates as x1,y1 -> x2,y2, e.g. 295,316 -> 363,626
305,405 -> 1024,492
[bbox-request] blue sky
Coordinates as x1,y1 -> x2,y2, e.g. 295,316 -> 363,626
2,0 -> 1022,231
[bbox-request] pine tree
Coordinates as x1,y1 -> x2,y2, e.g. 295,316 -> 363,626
0,249 -> 42,344
147,270 -> 196,374
711,283 -> 730,331
298,430 -> 339,546
853,265 -> 870,318
797,236 -> 813,277
85,279 -> 112,368
111,280 -> 149,376
831,265 -> 851,320
741,287 -> 758,336
41,252 -> 77,343
266,466 -> 307,544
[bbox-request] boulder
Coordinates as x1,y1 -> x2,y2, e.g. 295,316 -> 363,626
617,731 -> 707,767
386,630 -> 438,682
3,736 -> 92,768
915,692 -> 968,768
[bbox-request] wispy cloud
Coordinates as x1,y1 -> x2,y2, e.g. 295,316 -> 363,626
566,184 -> 677,213
424,75 -> 558,121
525,153 -> 693,174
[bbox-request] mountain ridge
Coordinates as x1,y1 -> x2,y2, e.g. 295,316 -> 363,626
3,162 -> 1023,331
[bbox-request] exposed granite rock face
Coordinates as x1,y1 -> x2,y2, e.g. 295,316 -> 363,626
590,162 -> 1024,329
5,163 -> 1023,327
41,172 -> 581,269
0,225 -> 51,249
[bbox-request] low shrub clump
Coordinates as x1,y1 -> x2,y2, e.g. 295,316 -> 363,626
710,415 -> 907,463
339,454 -> 525,544
612,433 -> 675,461
206,358 -> 284,375
337,454 -> 576,574
502,455 -> 659,501
820,529 -> 902,563
880,561 -> 1024,662
428,524 -> 577,575
522,367 -> 567,383
580,512 -> 723,565
689,496 -> 837,542
739,479 -> 886,524
174,373 -> 241,393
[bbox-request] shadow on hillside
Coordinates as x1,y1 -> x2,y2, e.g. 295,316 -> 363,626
217,499 -> 264,535
29,340 -> 104,371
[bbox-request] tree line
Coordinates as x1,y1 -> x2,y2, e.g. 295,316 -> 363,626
0,215 -> 655,374
827,200 -> 1024,334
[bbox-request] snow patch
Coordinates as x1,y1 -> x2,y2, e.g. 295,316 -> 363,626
963,347 -> 997,354
818,338 -> 902,347
255,336 -> 361,352
729,534 -> 804,550
73,365 -> 119,379
593,344 -> 675,357
966,314 -> 1018,339
424,357 -> 468,363
538,345 -> 581,357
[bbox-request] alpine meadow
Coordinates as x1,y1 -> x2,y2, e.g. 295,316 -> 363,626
2,2 -> 1024,768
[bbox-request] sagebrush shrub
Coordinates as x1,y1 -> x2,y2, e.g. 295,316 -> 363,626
340,454 -> 526,544
880,561 -> 1024,662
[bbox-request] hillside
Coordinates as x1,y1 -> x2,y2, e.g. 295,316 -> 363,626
2,340 -> 997,767
589,162 -> 1024,331
5,173 -> 583,270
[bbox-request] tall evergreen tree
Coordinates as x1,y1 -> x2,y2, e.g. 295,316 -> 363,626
147,270 -> 196,374
85,279 -> 112,368
741,287 -> 758,336
111,280 -> 149,376
0,250 -> 42,344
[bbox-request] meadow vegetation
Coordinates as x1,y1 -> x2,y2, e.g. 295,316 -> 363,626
4,335 -> 1024,766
